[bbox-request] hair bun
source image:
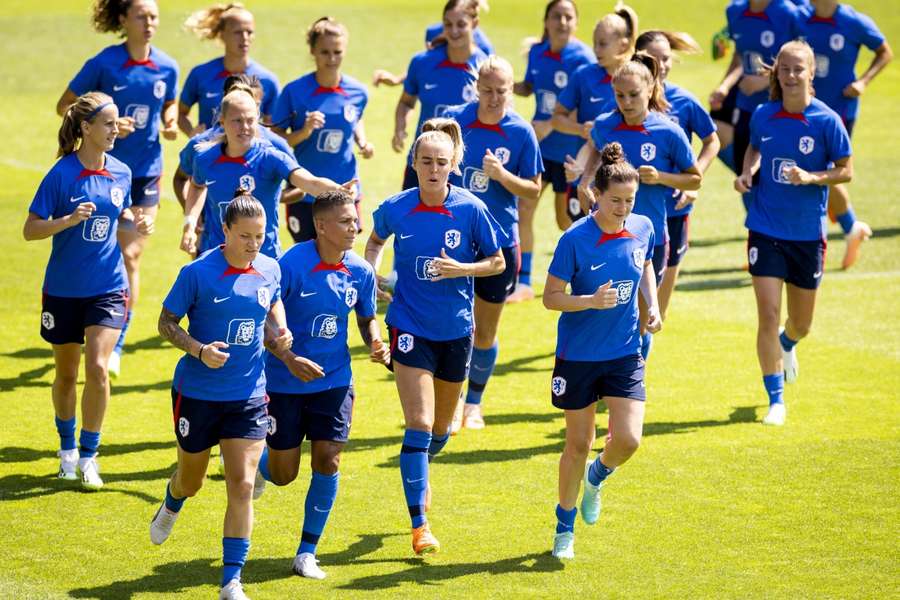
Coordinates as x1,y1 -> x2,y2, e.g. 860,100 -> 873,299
600,141 -> 626,166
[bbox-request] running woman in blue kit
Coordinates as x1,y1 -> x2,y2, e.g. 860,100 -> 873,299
181,88 -> 357,259
273,17 -> 373,244
800,0 -> 892,269
734,41 -> 852,427
255,191 -> 390,580
392,0 -> 488,191
56,0 -> 179,377
365,119 -> 504,555
507,0 -> 596,303
577,54 -> 701,360
636,31 -> 721,320
149,193 -> 292,600
179,3 -> 280,136
24,92 -> 153,490
544,142 -> 660,560
441,56 -> 543,430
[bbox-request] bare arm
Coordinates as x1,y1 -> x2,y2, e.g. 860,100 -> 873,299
287,168 -> 354,199
172,167 -> 190,209
430,248 -> 505,280
56,88 -> 78,116
734,144 -> 761,192
365,232 -> 393,302
710,53 -> 742,109
482,150 -> 541,200
393,92 -> 417,153
786,155 -> 852,187
357,313 -> 390,364
23,206 -> 94,241
638,260 -> 662,332
158,307 -> 203,357
177,101 -> 195,137
542,273 -> 618,312
513,80 -> 533,97
651,165 -> 703,191
846,42 -> 894,97
696,132 -> 722,174
551,104 -> 588,138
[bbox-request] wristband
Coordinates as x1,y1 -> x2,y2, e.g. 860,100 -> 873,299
183,215 -> 197,228
198,344 -> 206,361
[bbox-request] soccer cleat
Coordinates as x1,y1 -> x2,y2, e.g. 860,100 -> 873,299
551,531 -> 575,559
462,403 -> 485,430
107,351 -> 121,379
505,283 -> 535,304
58,449 -> 78,481
78,457 -> 103,491
292,552 -> 327,580
149,502 -> 179,545
762,403 -> 786,426
411,523 -> 440,555
219,578 -> 250,600
252,467 -> 266,500
580,464 -> 602,525
450,396 -> 464,435
780,328 -> 799,384
842,220 -> 872,270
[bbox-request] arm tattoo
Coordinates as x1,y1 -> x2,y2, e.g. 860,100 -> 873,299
357,315 -> 375,347
158,308 -> 199,357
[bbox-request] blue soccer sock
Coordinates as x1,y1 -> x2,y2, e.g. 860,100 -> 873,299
113,309 -> 132,355
519,252 -> 533,286
55,416 -> 76,451
221,537 -> 250,587
836,208 -> 856,235
257,446 -> 272,483
555,504 -> 577,534
763,373 -> 785,406
427,432 -> 449,463
779,330 -> 798,352
640,332 -> 653,361
164,481 -> 186,513
78,429 -> 101,459
399,429 -> 431,528
298,470 -> 339,556
587,455 -> 615,486
466,342 -> 499,405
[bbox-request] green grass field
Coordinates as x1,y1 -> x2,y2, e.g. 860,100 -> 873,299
1,1 -> 898,598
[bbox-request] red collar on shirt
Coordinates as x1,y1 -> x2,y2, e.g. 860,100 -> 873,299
313,85 -> 348,96
123,57 -> 159,70
614,121 -> 648,134
596,229 -> 635,246
437,59 -> 472,71
773,109 -> 809,124
215,69 -> 236,79
601,73 -> 613,84
312,260 -> 352,276
467,119 -> 506,137
808,15 -> 837,25
215,153 -> 249,166
222,265 -> 261,276
741,9 -> 770,21
542,49 -> 562,61
410,201 -> 454,217
77,168 -> 114,180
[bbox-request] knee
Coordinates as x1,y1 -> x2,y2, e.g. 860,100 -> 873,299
55,370 -> 78,390
269,463 -> 299,487
564,436 -> 593,462
791,321 -> 812,339
226,477 -> 255,504
757,305 -> 780,331
473,329 -> 496,349
176,474 -> 204,498
613,432 -> 641,457
84,360 -> 109,387
312,453 -> 340,476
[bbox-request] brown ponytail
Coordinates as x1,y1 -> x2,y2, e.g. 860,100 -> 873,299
91,0 -> 132,35
306,16 -> 348,51
184,3 -> 252,41
635,30 -> 701,55
612,52 -> 670,113
414,118 -> 466,171
595,141 -> 639,193
57,92 -> 114,158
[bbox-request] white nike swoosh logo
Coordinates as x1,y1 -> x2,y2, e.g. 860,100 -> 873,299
589,97 -> 604,103
300,291 -> 317,298
144,188 -> 157,196
405,477 -> 425,483
204,180 -> 216,186
530,69 -> 538,74
213,296 -> 229,303
109,310 -> 124,317
813,271 -> 822,278
400,234 -> 414,239
591,263 -> 606,271
205,92 -> 220,98
313,505 -> 329,513
69,195 -> 86,203
424,83 -> 438,90
113,84 -> 128,92
761,136 -> 773,142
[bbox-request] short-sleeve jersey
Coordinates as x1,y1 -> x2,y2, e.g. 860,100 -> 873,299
69,44 -> 179,178
663,82 -> 718,217
548,213 -> 655,361
163,247 -> 280,401
372,186 -> 502,340
180,57 -> 280,129
265,242 -> 376,394
746,98 -> 852,241
558,63 -> 616,127
178,125 -> 291,177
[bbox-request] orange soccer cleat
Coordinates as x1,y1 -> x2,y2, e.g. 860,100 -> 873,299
412,523 -> 440,555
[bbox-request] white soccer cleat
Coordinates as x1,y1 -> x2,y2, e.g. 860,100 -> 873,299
107,351 -> 121,379
580,464 -> 602,525
842,220 -> 872,270
58,449 -> 79,481
252,468 -> 266,500
551,531 -> 575,559
780,328 -> 799,384
762,403 -> 786,426
292,552 -> 327,580
149,502 -> 180,545
78,457 -> 103,491
462,403 -> 485,430
219,578 -> 250,600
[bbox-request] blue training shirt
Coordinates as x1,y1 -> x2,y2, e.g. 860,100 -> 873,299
745,98 -> 852,241
799,4 -> 885,122
180,57 -> 280,129
524,39 -> 596,162
558,63 -> 616,128
30,153 -> 132,298
178,124 -> 291,176
272,73 -> 368,202
663,82 -> 718,218
443,101 -> 543,247
69,44 -> 178,179
164,247 -> 280,401
424,23 -> 494,56
191,138 -> 300,258
265,241 -> 377,394
373,186 -> 502,341
548,213 -> 655,362
590,110 -> 696,244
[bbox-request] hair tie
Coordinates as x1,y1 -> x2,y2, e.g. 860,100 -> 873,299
86,101 -> 113,121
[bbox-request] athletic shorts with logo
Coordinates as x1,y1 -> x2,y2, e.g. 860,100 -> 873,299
171,388 -> 268,453
551,354 -> 646,410
266,386 -> 354,448
40,290 -> 128,344
747,230 -> 825,290
388,327 -> 473,383
475,245 -> 520,303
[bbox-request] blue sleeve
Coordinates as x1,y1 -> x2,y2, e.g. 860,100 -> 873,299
278,254 -> 293,299
854,12 -> 886,50
192,154 -> 206,185
425,23 -> 440,46
475,29 -> 495,56
749,105 -> 764,148
122,172 -> 133,210
69,56 -> 101,95
180,66 -> 199,107
557,70 -> 579,111
688,98 -> 717,140
589,118 -> 607,151
270,262 -> 282,304
825,114 -> 852,162
162,265 -> 197,318
29,168 -> 61,219
670,127 -> 696,172
403,55 -> 421,96
356,267 -> 377,318
788,4 -> 805,39
517,126 -> 543,178
267,147 -> 301,182
272,87 -> 295,131
471,202 -> 502,256
165,64 -> 179,103
260,75 -> 280,117
547,232 -> 575,282
645,227 -> 656,260
358,87 -> 370,117
175,142 -> 192,176
524,48 -> 537,85
372,203 -> 393,240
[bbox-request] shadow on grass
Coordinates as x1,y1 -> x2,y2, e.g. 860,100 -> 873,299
0,462 -> 176,503
3,347 -> 52,359
675,277 -> 751,292
492,351 -> 555,376
0,363 -> 54,392
0,440 -> 174,464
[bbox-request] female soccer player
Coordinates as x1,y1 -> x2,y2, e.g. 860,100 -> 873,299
149,193 -> 291,600
56,0 -> 178,377
365,119 -> 504,554
273,17 -> 372,244
24,92 -> 153,490
800,0 -> 892,269
544,142 -> 660,559
636,31 -> 721,319
392,0 -> 488,191
257,191 -> 389,579
507,0 -> 597,303
734,41 -> 852,426
181,88 -> 356,259
577,54 -> 701,359
179,2 -> 280,136
442,56 -> 542,428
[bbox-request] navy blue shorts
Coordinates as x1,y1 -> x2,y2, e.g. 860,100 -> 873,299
171,388 -> 269,453
402,164 -> 418,191
748,230 -> 826,290
388,327 -> 473,382
475,245 -> 520,303
666,215 -> 690,267
844,118 -> 856,139
732,108 -> 753,186
543,157 -> 569,193
709,84 -> 739,126
131,175 -> 161,208
551,354 -> 646,410
651,242 -> 669,284
266,386 -> 354,449
41,290 -> 128,345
